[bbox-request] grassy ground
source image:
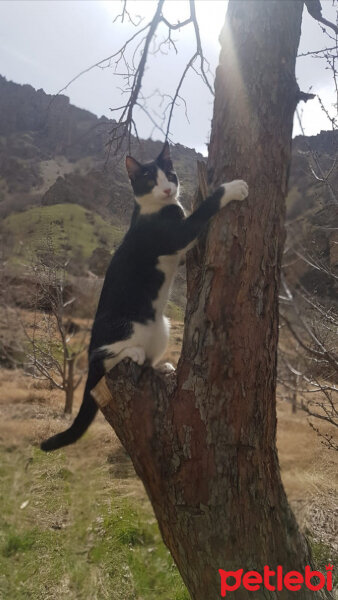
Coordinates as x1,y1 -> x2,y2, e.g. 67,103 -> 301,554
0,369 -> 189,600
0,324 -> 337,599
0,444 -> 189,600
2,203 -> 123,264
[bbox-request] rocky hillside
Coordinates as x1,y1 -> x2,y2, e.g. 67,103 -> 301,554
0,75 -> 201,220
284,130 -> 337,298
0,76 -> 206,288
287,130 -> 337,220
0,75 -> 337,305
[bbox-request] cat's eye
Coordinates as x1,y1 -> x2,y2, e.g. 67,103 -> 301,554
166,172 -> 176,182
140,171 -> 155,186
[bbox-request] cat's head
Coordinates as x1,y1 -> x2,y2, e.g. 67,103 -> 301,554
126,142 -> 179,214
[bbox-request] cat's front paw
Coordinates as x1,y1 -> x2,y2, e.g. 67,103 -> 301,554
221,180 -> 249,207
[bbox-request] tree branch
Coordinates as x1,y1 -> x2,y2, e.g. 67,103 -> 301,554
305,0 -> 338,35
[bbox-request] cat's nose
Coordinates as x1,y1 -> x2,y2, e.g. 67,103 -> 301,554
164,188 -> 171,196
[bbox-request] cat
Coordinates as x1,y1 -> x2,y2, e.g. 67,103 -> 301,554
40,142 -> 248,451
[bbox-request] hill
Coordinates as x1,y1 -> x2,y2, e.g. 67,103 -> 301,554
0,75 -> 337,309
2,203 -> 123,272
0,76 -> 204,296
0,75 -> 201,223
287,130 -> 337,220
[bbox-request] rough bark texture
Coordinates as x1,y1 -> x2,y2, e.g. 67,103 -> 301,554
93,2 -> 333,598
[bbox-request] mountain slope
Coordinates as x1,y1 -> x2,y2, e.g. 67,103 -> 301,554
0,75 -> 202,225
2,204 -> 123,273
0,76 -> 203,279
0,75 -> 337,301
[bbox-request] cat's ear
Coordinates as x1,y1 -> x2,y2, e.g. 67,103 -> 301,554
157,141 -> 173,169
126,156 -> 142,180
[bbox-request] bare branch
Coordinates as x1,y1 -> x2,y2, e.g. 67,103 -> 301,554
298,44 -> 338,57
305,0 -> 338,35
44,0 -> 215,158
295,108 -> 338,205
113,0 -> 144,27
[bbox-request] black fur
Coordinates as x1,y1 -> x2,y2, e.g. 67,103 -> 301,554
126,144 -> 178,198
40,144 -> 225,452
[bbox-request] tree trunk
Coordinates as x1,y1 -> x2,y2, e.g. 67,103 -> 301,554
93,1 -> 332,598
64,356 -> 74,414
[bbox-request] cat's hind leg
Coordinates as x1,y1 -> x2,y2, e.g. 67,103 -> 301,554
103,344 -> 146,372
116,346 -> 146,366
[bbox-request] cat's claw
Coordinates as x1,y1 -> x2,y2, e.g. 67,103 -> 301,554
158,362 -> 175,374
221,180 -> 249,206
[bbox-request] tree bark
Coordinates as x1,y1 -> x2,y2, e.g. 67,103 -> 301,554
93,1 -> 332,598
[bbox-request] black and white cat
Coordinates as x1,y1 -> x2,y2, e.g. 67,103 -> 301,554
41,142 -> 248,451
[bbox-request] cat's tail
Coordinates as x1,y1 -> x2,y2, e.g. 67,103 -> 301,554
40,366 -> 103,452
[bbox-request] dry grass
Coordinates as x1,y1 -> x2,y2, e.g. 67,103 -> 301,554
0,367 -> 188,600
277,399 -> 338,553
0,319 -> 337,597
0,358 -> 336,547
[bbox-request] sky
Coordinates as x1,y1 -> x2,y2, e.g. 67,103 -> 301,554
0,0 -> 337,155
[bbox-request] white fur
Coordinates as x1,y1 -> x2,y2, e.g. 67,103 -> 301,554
154,254 -> 182,314
158,362 -> 176,373
100,253 -> 181,371
99,178 -> 249,373
220,180 -> 249,208
98,169 -> 183,373
137,169 -> 180,215
101,316 -> 170,371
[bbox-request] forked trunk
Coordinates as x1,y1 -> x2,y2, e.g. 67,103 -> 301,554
93,1 -> 333,598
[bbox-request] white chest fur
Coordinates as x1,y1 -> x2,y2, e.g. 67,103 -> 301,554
100,252 -> 181,370
154,253 -> 182,315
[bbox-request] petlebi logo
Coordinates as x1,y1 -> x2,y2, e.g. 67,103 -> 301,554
219,564 -> 334,596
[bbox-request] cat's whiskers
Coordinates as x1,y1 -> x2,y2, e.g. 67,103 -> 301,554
137,191 -> 179,215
